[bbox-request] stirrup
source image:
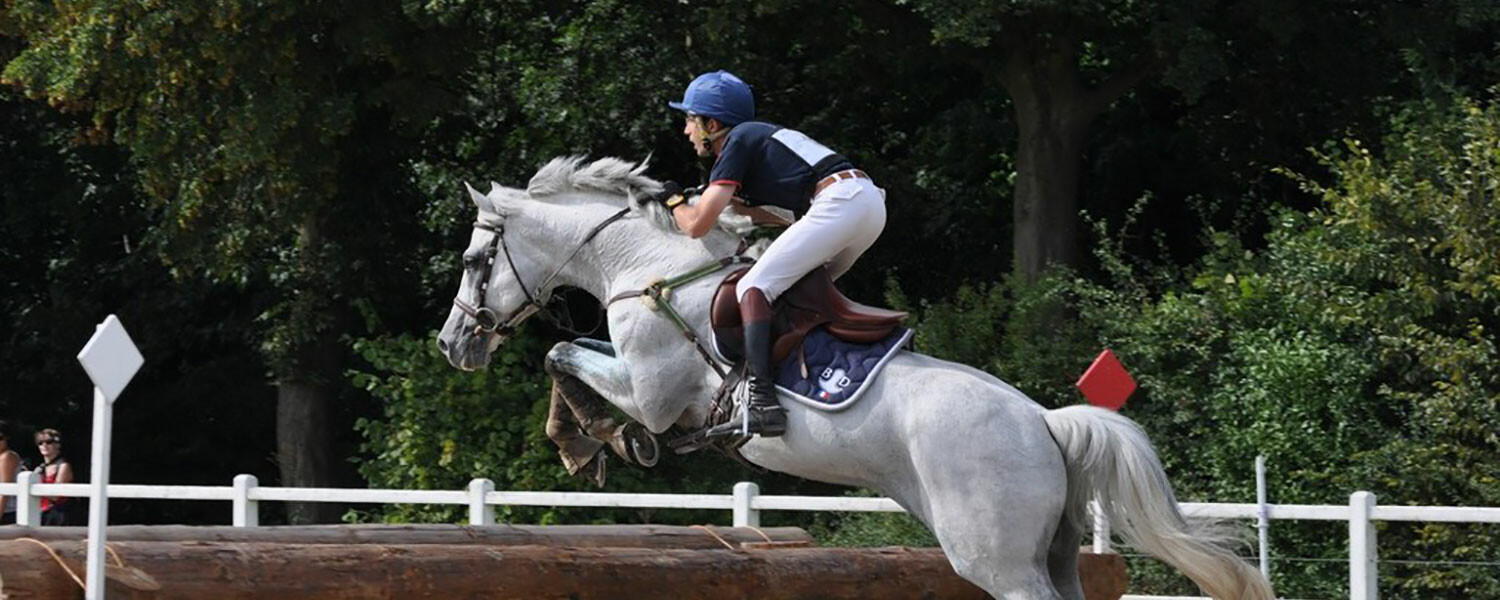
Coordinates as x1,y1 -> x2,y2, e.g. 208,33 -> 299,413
704,405 -> 786,439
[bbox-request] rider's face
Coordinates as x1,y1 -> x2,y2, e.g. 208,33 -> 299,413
683,116 -> 713,158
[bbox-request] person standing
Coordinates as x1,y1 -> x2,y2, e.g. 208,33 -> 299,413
33,429 -> 72,526
0,422 -> 20,525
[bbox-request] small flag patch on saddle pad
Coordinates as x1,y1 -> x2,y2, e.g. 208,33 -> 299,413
774,326 -> 914,411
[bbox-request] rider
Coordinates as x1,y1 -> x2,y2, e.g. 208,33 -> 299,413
662,70 -> 887,438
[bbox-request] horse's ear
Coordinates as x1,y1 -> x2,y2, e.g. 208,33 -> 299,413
464,182 -> 487,209
489,181 -> 503,195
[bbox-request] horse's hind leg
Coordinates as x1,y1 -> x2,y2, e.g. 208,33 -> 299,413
907,421 -> 1069,599
1046,515 -> 1086,600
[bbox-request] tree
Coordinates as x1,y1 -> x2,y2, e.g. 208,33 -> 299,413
906,0 -> 1500,281
896,92 -> 1500,597
1,0 -> 488,521
0,83 -> 281,524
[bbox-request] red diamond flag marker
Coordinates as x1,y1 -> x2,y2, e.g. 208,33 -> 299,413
1076,349 -> 1136,411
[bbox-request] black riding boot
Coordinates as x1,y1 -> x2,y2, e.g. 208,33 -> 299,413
710,287 -> 786,438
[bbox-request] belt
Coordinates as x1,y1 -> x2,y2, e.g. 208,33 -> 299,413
813,169 -> 870,196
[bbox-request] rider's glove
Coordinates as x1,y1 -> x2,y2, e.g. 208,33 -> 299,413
651,181 -> 685,209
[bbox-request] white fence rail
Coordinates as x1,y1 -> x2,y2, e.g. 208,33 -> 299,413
3,472 -> 1498,600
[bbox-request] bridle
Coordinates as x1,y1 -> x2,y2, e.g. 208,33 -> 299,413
452,207 -> 631,337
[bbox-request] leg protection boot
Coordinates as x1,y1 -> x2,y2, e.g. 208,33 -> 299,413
556,374 -> 659,468
544,381 -> 608,486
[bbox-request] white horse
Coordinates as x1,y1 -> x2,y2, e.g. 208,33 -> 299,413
437,157 -> 1274,600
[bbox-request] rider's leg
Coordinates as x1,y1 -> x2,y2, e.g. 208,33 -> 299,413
734,286 -> 787,436
734,178 -> 887,303
824,181 -> 887,281
716,179 -> 886,438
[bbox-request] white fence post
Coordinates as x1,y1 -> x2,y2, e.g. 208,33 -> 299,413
1349,491 -> 1378,600
232,474 -> 259,527
15,470 -> 39,526
1256,455 -> 1270,581
1091,498 -> 1111,553
468,478 -> 495,526
733,481 -> 760,527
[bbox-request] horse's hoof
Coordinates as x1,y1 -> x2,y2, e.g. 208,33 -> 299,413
624,423 -> 659,468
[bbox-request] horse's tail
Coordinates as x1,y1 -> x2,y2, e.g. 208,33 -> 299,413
1043,405 -> 1274,600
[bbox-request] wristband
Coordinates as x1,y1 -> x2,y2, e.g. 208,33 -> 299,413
665,195 -> 687,209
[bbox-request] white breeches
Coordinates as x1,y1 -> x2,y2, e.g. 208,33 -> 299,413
737,177 -> 887,302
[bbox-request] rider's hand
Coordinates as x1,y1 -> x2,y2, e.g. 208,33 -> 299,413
651,181 -> 684,208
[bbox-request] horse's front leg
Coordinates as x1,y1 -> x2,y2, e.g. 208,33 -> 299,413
544,340 -> 664,469
543,379 -> 609,486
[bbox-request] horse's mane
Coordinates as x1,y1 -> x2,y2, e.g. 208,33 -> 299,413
526,156 -> 659,200
523,156 -> 752,235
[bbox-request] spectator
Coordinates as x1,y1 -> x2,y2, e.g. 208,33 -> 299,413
0,422 -> 18,525
33,429 -> 71,526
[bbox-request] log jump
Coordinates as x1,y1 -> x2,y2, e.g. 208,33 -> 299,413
0,525 -> 1126,599
0,523 -> 813,548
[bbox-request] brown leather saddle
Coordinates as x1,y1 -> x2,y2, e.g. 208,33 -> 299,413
710,267 -> 909,364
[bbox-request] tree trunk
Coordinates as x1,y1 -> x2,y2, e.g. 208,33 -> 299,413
276,377 -> 339,523
1002,35 -> 1089,282
999,29 -> 1161,282
275,217 -> 343,524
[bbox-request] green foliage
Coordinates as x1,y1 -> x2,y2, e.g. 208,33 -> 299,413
1096,96 -> 1500,598
0,85 -> 280,523
815,513 -> 937,547
349,331 -> 556,523
2,0 -> 1499,586
888,93 -> 1500,597
1297,96 -> 1500,599
0,0 -> 483,378
889,272 -> 1094,408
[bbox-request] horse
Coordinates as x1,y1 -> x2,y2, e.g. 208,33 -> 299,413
436,156 -> 1274,600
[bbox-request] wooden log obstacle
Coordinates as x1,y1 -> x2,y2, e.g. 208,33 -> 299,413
0,523 -> 814,548
0,524 -> 1126,599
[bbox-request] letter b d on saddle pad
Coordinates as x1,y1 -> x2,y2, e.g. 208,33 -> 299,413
710,267 -> 912,410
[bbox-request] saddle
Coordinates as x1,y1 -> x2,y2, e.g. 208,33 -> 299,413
710,267 -> 908,364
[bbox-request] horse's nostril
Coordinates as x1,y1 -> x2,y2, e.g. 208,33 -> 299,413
436,338 -> 450,354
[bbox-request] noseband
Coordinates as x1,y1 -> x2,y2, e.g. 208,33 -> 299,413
453,207 -> 631,337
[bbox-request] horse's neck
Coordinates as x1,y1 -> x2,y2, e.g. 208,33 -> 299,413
529,199 -> 740,307
603,226 -> 737,298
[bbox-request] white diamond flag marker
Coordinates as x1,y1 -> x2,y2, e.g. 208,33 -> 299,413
77,314 -> 143,403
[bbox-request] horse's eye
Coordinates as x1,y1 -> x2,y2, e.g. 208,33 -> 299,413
462,254 -> 481,269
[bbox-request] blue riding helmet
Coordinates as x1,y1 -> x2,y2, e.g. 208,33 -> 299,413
669,70 -> 754,126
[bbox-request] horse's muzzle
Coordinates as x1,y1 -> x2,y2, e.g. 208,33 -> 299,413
437,321 -> 499,371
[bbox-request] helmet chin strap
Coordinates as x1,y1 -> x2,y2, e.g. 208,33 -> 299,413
694,116 -> 731,149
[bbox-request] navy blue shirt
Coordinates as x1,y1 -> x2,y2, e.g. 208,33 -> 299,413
709,122 -> 853,216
